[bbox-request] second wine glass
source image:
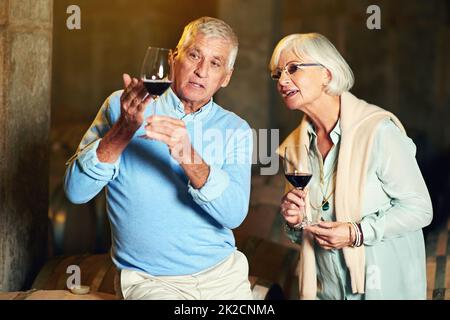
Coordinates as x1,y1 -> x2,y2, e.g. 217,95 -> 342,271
283,145 -> 313,229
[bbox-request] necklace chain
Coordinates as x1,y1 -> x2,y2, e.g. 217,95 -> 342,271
309,153 -> 338,211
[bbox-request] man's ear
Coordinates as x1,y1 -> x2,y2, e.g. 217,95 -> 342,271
220,68 -> 234,88
168,48 -> 178,81
169,48 -> 178,65
171,48 -> 179,59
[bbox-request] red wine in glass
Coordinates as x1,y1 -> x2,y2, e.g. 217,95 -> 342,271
140,47 -> 172,101
285,172 -> 312,190
143,80 -> 172,96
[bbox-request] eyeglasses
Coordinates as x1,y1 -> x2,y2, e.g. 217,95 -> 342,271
270,62 -> 324,81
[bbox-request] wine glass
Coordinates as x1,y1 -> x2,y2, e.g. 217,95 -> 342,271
140,46 -> 172,103
283,145 -> 313,229
139,47 -> 172,139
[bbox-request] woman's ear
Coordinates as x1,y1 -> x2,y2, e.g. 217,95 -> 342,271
323,68 -> 332,86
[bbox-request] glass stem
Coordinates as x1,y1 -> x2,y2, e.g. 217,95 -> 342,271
297,186 -> 309,228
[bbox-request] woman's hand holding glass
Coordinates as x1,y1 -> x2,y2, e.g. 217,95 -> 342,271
282,145 -> 313,229
281,189 -> 307,227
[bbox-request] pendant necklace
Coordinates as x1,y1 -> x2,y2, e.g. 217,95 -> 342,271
310,155 -> 338,212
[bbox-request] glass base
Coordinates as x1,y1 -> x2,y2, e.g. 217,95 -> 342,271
292,220 -> 319,230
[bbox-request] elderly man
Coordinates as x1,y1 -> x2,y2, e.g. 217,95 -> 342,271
64,17 -> 253,300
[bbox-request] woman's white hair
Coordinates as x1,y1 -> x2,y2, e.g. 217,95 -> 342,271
270,33 -> 354,95
176,16 -> 238,70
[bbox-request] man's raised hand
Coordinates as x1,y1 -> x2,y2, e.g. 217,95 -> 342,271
118,73 -> 152,133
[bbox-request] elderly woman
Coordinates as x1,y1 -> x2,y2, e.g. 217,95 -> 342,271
272,33 -> 433,300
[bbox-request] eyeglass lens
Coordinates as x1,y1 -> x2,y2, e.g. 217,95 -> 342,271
271,63 -> 300,80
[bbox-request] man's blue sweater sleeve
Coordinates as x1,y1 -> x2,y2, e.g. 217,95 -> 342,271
188,123 -> 253,229
64,92 -> 121,204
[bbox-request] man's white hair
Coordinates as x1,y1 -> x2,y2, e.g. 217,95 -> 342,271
176,16 -> 239,70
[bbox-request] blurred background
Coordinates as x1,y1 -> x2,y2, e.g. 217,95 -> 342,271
1,0 -> 449,299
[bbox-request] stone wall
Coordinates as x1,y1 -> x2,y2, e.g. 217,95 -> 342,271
0,0 -> 53,291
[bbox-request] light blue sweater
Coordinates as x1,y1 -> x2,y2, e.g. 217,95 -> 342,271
64,88 -> 253,276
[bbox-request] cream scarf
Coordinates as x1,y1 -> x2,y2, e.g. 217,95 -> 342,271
277,91 -> 405,299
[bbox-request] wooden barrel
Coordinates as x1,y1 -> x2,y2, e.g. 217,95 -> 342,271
234,204 -> 281,248
0,290 -> 117,300
48,185 -> 111,256
32,254 -> 117,295
426,256 -> 450,300
239,236 -> 299,300
31,253 -> 286,300
425,216 -> 450,300
249,276 -> 285,300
